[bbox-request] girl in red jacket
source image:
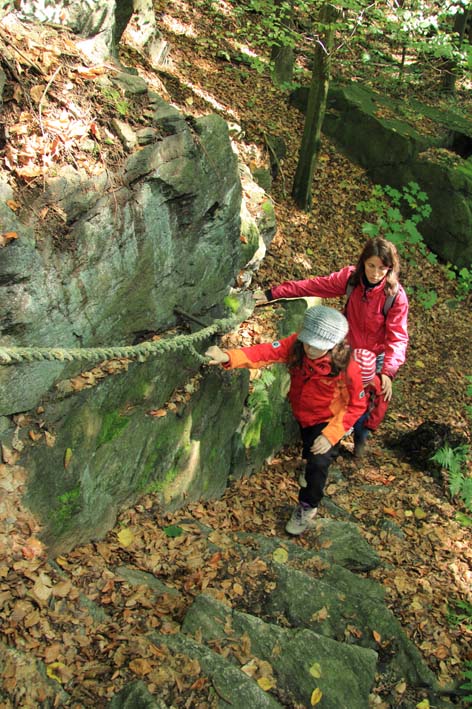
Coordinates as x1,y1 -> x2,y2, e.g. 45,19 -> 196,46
205,306 -> 367,535
255,237 -> 409,456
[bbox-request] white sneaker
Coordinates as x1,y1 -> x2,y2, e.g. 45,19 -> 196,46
285,503 -> 318,535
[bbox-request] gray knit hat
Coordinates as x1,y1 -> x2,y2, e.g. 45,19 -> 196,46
298,306 -> 348,350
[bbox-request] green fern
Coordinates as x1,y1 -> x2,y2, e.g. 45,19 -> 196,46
431,444 -> 471,510
447,598 -> 472,631
460,661 -> 472,702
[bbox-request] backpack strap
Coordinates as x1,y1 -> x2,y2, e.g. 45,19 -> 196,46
382,292 -> 397,317
345,283 -> 397,318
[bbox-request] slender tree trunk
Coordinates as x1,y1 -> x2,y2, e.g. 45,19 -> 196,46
292,3 -> 338,210
441,8 -> 470,94
270,0 -> 295,87
271,44 -> 295,87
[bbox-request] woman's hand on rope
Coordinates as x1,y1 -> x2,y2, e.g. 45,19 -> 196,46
253,290 -> 269,306
205,346 -> 230,365
380,373 -> 393,402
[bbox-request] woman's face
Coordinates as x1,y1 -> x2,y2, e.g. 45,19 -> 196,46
303,343 -> 328,360
364,256 -> 390,285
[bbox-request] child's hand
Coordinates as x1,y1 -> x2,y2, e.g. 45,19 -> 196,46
311,434 -> 331,455
380,374 -> 392,401
253,290 -> 269,306
205,346 -> 230,365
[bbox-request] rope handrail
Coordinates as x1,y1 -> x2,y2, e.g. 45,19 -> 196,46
0,314 -> 239,366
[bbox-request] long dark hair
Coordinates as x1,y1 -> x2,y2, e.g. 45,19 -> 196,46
289,339 -> 351,375
348,237 -> 400,296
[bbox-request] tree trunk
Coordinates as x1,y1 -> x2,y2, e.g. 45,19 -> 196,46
440,8 -> 470,94
292,3 -> 338,210
271,44 -> 294,87
270,0 -> 295,87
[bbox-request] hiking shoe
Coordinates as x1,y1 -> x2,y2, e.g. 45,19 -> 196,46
285,503 -> 318,535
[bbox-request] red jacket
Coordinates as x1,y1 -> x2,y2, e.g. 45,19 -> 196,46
270,266 -> 409,378
224,333 -> 367,446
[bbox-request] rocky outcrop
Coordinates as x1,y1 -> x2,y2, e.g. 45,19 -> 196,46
291,81 -> 472,267
0,72 -> 282,552
0,104 -> 242,416
15,0 -> 168,66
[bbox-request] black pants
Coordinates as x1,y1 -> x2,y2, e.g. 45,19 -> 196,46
299,422 -> 339,509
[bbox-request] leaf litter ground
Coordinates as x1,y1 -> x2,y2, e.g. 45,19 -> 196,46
0,2 -> 471,707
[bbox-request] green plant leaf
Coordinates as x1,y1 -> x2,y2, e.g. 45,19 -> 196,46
163,525 -> 184,537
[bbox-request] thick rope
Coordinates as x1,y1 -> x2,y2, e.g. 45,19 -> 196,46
0,314 -> 238,365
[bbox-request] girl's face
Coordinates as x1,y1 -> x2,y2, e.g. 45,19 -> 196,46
303,343 -> 328,360
364,256 -> 390,285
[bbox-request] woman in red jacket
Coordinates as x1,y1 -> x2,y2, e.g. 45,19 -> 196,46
255,237 -> 409,455
205,306 -> 367,535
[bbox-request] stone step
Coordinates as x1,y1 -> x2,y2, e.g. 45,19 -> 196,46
181,593 -> 378,709
151,631 -> 283,708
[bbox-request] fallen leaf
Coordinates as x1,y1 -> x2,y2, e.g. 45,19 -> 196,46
311,606 -> 329,622
30,84 -> 46,103
117,527 -> 134,547
416,700 -> 430,709
272,547 -> 288,563
309,662 -> 322,678
44,643 -> 63,664
257,676 -> 276,691
15,163 -> 43,179
241,658 -> 258,678
310,687 -> 323,705
53,579 -> 72,597
44,430 -> 56,447
64,448 -> 73,469
1,444 -> 19,465
32,574 -> 53,603
46,662 -> 72,683
414,507 -> 427,520
0,231 -> 19,247
373,630 -> 382,644
21,537 -> 44,560
129,658 -> 152,676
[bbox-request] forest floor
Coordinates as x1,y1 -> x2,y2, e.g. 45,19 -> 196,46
0,1 -> 471,708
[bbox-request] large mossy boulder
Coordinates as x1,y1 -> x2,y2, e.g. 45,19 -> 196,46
0,79 -> 284,552
0,103 -> 254,416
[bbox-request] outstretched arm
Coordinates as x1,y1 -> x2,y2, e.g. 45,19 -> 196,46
205,333 -> 298,370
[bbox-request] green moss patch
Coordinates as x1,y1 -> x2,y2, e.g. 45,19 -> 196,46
97,411 -> 130,447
